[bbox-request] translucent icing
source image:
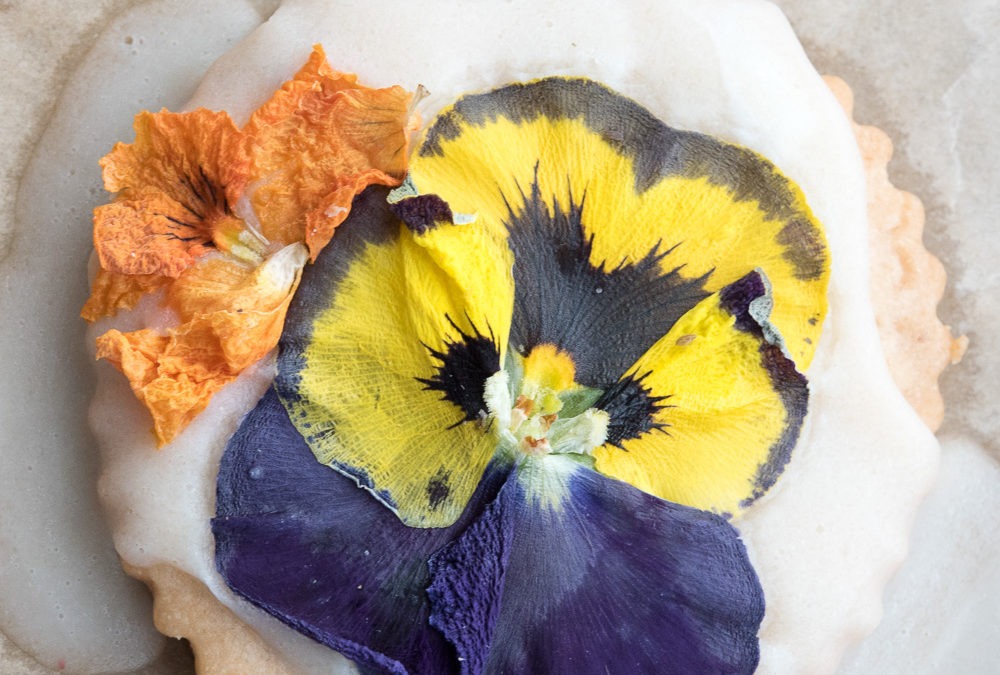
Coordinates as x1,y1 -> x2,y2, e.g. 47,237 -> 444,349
7,0 -> 940,672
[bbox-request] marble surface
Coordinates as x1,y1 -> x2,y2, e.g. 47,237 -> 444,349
1,0 -> 996,672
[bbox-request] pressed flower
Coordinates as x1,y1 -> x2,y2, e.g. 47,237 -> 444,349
214,78 -> 828,674
80,268 -> 169,322
93,109 -> 251,278
83,46 -> 418,445
245,45 -> 418,259
96,244 -> 307,444
216,388 -> 763,674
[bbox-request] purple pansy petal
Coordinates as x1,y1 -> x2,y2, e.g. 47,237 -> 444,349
213,388 -> 509,674
428,455 -> 763,675
426,480 -> 514,675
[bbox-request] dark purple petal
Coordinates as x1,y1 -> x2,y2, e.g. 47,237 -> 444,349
426,482 -> 514,674
213,388 -> 509,674
390,193 -> 454,234
718,270 -> 768,335
428,455 -> 764,675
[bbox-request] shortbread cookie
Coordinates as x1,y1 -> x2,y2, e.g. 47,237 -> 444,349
85,2 -> 951,673
825,76 -> 965,431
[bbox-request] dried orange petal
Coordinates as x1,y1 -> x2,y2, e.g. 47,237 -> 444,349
101,109 -> 249,206
95,109 -> 251,277
96,326 -> 233,445
245,46 -> 415,258
94,245 -> 306,446
94,109 -> 249,277
94,190 -> 216,277
168,244 -> 306,326
86,47 -> 416,443
81,268 -> 169,322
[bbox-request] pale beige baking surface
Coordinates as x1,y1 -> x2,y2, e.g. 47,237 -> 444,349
1,0 -> 996,673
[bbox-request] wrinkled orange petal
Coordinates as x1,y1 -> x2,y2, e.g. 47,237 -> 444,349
96,109 -> 251,276
291,43 -> 351,84
86,48 -> 418,444
94,190 -> 216,277
81,268 -> 169,322
245,45 -> 415,259
167,245 -> 307,326
94,245 -> 307,446
96,327 -> 235,445
102,109 -> 249,205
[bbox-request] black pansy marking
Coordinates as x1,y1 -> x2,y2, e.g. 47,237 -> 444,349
594,372 -> 672,447
417,317 -> 501,426
504,174 -> 711,390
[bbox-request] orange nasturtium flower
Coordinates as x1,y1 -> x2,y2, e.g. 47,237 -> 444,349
82,46 -> 419,446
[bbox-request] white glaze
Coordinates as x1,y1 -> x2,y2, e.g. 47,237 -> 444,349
22,0 -> 942,672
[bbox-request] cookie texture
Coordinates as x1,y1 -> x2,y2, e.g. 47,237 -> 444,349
825,76 -> 965,431
121,563 -> 295,675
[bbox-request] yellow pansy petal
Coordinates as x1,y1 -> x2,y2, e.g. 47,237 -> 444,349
409,78 -> 828,370
592,272 -> 808,517
276,189 -> 514,527
587,168 -> 827,369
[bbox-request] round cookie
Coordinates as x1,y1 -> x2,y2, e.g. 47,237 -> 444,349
88,5 -> 952,670
94,77 -> 961,675
0,1 -> 952,675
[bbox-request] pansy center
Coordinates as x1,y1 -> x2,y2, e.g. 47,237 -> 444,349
484,344 -> 609,458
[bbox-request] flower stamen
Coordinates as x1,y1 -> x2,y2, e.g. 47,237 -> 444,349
484,344 -> 609,458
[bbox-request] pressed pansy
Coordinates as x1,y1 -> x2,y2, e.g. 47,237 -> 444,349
82,46 -> 418,445
213,78 -> 829,673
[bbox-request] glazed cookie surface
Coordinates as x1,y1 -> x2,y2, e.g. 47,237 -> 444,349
90,2 -> 937,674
0,1 -> 976,675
